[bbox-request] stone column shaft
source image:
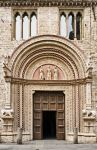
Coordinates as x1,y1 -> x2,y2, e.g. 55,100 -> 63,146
66,14 -> 68,38
28,14 -> 31,38
20,84 -> 23,128
21,16 -> 23,39
75,85 -> 80,130
86,82 -> 92,109
5,82 -> 11,109
31,90 -> 35,140
74,15 -> 76,39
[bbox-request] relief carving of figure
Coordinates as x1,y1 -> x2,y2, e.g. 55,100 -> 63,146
54,66 -> 58,80
47,65 -> 51,80
39,66 -> 45,80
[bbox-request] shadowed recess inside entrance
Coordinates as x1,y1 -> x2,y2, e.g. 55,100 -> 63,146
43,111 -> 56,139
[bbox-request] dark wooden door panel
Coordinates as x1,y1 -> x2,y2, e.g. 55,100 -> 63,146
33,91 -> 65,140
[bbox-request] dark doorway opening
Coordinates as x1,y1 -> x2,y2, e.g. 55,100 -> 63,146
43,111 -> 56,139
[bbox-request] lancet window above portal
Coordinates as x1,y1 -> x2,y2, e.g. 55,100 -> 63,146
13,10 -> 37,41
60,10 -> 83,40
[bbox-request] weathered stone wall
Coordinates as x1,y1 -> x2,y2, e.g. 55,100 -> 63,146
0,5 -> 97,141
37,7 -> 59,35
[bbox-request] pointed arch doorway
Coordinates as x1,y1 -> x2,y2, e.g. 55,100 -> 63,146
33,91 -> 65,140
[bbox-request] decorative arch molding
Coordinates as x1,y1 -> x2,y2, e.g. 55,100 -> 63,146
4,35 -> 87,80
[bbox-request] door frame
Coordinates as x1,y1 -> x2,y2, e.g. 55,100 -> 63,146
33,91 -> 65,140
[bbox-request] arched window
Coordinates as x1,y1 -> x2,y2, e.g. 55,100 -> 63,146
23,12 -> 29,40
31,13 -> 37,37
76,12 -> 82,40
15,13 -> 21,41
60,13 -> 66,37
68,13 -> 74,40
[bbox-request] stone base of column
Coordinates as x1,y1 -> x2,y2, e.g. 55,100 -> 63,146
82,109 -> 96,133
83,117 -> 95,133
1,108 -> 14,133
73,127 -> 78,144
67,132 -> 96,143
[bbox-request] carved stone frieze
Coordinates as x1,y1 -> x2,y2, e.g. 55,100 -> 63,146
0,0 -> 96,7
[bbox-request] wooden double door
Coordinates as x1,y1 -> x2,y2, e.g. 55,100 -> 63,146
33,91 -> 65,140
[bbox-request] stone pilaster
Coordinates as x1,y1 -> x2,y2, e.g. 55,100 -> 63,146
31,90 -> 35,140
74,13 -> 77,40
1,80 -> 14,133
86,82 -> 92,109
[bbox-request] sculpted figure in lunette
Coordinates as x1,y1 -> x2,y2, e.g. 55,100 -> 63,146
54,66 -> 58,80
39,66 -> 45,80
47,65 -> 51,80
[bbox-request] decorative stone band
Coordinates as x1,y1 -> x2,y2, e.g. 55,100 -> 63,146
4,76 -> 92,85
0,0 -> 97,7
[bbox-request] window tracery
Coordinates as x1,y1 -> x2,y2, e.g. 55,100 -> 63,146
60,10 -> 83,40
14,10 -> 37,41
60,13 -> 67,37
15,12 -> 21,41
31,13 -> 37,37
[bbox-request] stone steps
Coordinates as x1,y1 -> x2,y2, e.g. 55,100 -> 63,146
0,140 -> 97,150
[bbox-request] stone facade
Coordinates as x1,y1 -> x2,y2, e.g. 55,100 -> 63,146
0,0 -> 97,143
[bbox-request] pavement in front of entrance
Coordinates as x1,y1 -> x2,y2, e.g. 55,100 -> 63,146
0,140 -> 97,150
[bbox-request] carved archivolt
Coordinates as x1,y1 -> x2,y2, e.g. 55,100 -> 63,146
4,35 -> 86,80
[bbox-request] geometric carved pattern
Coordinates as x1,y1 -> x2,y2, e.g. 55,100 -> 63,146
0,1 -> 96,7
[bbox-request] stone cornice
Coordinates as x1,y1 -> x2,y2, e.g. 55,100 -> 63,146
0,0 -> 97,7
4,77 -> 92,85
